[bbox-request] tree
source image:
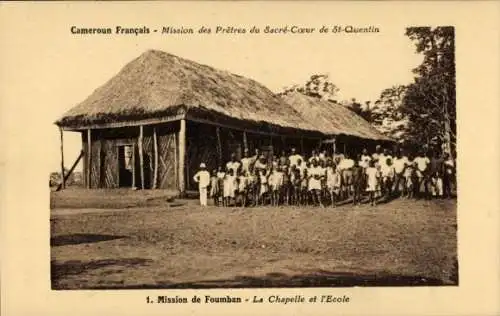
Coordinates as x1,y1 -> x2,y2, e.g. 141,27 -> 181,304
343,98 -> 373,122
371,85 -> 409,142
280,74 -> 340,101
280,74 -> 372,122
402,26 -> 456,154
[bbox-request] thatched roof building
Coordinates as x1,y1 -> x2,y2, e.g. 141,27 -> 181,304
55,50 -> 391,193
280,92 -> 391,141
57,50 -> 319,135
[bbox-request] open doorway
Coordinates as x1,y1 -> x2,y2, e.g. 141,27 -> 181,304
118,144 -> 134,188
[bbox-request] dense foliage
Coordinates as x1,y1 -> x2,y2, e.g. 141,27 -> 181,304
280,27 -> 456,155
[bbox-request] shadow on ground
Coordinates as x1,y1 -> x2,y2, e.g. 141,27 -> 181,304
53,269 -> 457,290
51,257 -> 152,287
51,234 -> 126,247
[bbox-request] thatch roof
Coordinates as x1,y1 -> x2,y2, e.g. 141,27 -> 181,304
281,92 -> 391,141
57,49 -> 391,142
56,49 -> 316,133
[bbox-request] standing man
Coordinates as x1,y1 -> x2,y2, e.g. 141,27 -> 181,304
377,148 -> 392,196
226,153 -> 241,175
193,163 -> 210,207
359,148 -> 372,169
240,149 -> 252,174
308,149 -> 320,164
392,149 -> 409,197
308,158 -> 324,207
249,148 -> 260,170
279,150 -> 289,167
288,147 -> 304,170
253,154 -> 268,173
429,150 -> 444,198
338,153 -> 355,199
413,150 -> 431,199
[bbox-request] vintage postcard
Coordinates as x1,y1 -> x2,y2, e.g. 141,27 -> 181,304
1,1 -> 499,315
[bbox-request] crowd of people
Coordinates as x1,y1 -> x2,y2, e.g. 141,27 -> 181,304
193,145 -> 456,208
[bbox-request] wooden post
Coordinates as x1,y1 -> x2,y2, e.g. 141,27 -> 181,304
153,127 -> 159,189
333,137 -> 336,156
216,126 -> 222,165
97,141 -> 101,188
138,125 -> 145,190
243,131 -> 248,152
56,151 -> 84,192
178,119 -> 186,195
131,143 -> 136,189
59,127 -> 65,190
87,129 -> 91,189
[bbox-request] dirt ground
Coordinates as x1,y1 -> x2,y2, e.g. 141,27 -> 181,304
50,190 -> 458,289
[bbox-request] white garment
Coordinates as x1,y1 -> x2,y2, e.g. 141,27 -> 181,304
308,166 -> 323,190
226,161 -> 241,174
365,167 -> 379,192
393,156 -> 409,174
238,175 -> 247,192
414,156 -> 430,172
380,164 -> 395,178
240,158 -> 252,173
289,154 -> 304,167
268,171 -> 284,190
223,175 -> 237,198
193,170 -> 210,188
337,158 -> 354,170
379,155 -> 392,168
431,176 -> 443,196
326,167 -> 341,189
308,155 -> 320,164
199,187 -> 208,206
359,155 -> 372,168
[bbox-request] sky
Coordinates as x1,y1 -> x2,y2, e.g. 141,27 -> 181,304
1,2 -> 424,173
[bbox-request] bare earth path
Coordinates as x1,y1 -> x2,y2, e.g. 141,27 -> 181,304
50,196 -> 457,289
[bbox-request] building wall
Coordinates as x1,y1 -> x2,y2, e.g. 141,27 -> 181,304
82,122 -> 179,190
186,122 -> 219,190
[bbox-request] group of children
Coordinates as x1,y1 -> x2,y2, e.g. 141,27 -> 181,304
193,145 -> 456,207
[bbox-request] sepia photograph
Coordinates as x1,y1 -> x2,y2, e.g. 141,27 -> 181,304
50,26 -> 458,290
2,2 -> 500,315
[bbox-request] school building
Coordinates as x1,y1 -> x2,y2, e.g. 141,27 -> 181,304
55,50 -> 391,194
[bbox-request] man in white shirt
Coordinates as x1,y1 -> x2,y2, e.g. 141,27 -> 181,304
240,149 -> 252,174
193,163 -> 210,206
226,153 -> 241,174
413,151 -> 431,198
288,147 -> 304,170
337,155 -> 355,171
359,148 -> 372,169
307,158 -> 324,207
249,148 -> 260,169
337,154 -> 355,199
392,150 -> 409,196
308,150 -> 320,164
253,155 -> 268,172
